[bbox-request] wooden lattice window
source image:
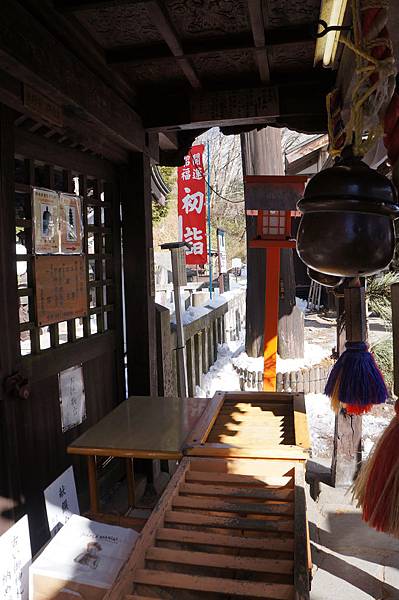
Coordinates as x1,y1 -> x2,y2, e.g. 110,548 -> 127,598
258,209 -> 291,239
15,156 -> 117,356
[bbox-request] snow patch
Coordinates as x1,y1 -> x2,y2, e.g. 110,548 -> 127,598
277,342 -> 331,373
296,297 -> 308,313
232,342 -> 331,374
305,393 -> 335,457
196,339 -> 244,398
170,304 -> 211,325
305,393 -> 395,458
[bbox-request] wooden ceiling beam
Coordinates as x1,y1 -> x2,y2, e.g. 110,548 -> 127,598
285,148 -> 321,175
141,79 -> 331,132
145,1 -> 201,90
0,0 -> 145,153
106,27 -> 314,67
27,0 -> 137,105
54,0 -> 150,12
247,0 -> 270,83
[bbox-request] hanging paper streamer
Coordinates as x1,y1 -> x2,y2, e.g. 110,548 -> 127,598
353,400 -> 399,536
325,341 -> 388,415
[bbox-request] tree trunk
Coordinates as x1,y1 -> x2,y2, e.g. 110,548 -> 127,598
241,127 -> 304,359
278,249 -> 304,359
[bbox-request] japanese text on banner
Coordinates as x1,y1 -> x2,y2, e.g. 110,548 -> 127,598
177,144 -> 207,265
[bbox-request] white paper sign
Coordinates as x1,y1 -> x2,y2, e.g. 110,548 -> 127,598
59,365 -> 86,433
0,515 -> 31,600
217,229 -> 227,274
44,466 -> 80,537
30,515 -> 138,593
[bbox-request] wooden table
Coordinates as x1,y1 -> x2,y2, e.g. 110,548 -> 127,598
67,395 -> 208,526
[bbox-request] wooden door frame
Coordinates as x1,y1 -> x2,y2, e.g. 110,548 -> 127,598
0,109 -> 126,549
0,104 -> 23,532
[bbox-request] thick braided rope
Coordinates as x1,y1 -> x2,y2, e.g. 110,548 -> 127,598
327,0 -> 396,157
361,0 -> 389,8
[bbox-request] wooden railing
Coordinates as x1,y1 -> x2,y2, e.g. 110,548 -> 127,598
156,290 -> 246,397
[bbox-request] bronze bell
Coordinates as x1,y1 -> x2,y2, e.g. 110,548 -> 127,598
296,151 -> 399,277
307,268 -> 345,288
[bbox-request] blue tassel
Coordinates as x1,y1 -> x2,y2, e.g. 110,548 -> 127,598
325,342 -> 388,411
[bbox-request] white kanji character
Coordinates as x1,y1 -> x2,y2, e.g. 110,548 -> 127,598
191,241 -> 204,255
184,154 -> 191,167
184,227 -> 204,255
192,153 -> 201,166
181,167 -> 191,181
192,167 -> 203,180
181,188 -> 204,214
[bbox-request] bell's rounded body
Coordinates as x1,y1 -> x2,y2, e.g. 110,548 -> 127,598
296,156 -> 399,278
307,267 -> 345,288
298,212 -> 395,277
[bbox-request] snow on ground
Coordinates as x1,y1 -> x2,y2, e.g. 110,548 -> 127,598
305,394 -> 335,458
196,340 -> 396,457
196,337 -> 243,398
190,286 -> 393,459
296,297 -> 308,312
231,341 -> 331,374
305,393 -> 395,458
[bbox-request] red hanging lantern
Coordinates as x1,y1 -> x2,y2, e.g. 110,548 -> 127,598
256,209 -> 292,240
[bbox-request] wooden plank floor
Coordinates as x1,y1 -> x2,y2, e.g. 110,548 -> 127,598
107,457 -> 310,600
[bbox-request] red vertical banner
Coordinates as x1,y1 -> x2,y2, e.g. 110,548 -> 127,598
178,144 -> 207,265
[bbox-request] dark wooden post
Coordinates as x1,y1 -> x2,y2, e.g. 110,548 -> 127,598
392,283 -> 399,399
155,303 -> 175,396
278,249 -> 304,359
121,152 -> 157,396
0,104 -> 23,531
331,285 -> 365,487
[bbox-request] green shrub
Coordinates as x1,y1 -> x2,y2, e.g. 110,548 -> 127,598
367,272 -> 399,324
371,337 -> 394,395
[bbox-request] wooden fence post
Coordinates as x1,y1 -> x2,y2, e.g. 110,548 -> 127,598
194,332 -> 203,388
392,283 -> 399,398
331,285 -> 365,487
186,337 -> 196,397
155,304 -> 175,396
121,152 -> 157,396
208,324 -> 214,368
202,327 -> 209,374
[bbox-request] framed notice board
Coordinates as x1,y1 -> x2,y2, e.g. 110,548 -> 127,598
35,255 -> 88,326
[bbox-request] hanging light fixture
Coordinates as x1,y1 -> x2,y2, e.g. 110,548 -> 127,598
314,0 -> 349,67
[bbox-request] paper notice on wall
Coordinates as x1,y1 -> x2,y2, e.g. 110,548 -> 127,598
59,193 -> 83,254
59,365 -> 86,433
33,188 -> 60,254
44,466 -> 80,537
0,515 -> 31,600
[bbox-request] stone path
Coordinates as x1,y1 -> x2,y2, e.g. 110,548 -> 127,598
307,460 -> 399,600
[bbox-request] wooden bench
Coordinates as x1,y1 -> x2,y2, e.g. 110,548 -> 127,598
106,456 -> 310,599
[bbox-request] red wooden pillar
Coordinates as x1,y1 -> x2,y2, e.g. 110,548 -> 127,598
263,247 -> 280,390
250,238 -> 296,391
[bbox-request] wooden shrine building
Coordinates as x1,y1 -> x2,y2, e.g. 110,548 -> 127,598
0,0 -> 397,554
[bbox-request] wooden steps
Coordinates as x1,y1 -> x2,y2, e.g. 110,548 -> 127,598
184,391 -> 310,459
106,456 -> 309,600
